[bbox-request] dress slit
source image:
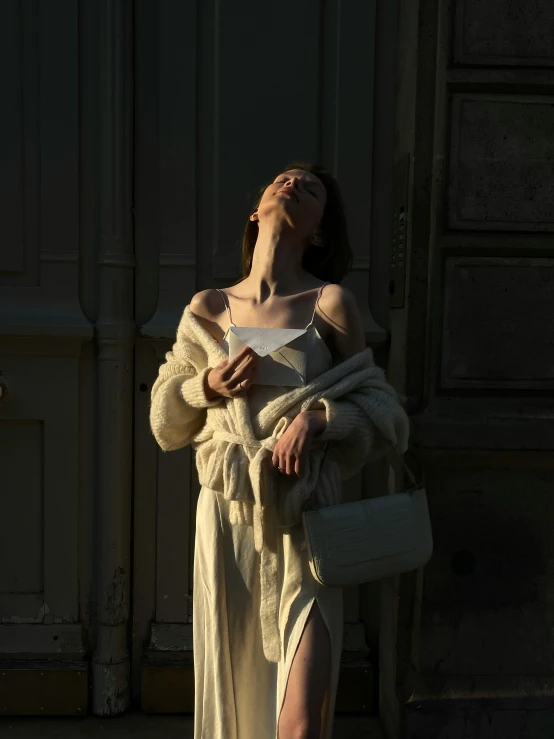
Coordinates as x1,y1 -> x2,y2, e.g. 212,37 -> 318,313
276,595 -> 336,739
193,484 -> 343,738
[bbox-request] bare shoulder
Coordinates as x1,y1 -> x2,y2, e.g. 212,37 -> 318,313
189,288 -> 228,340
319,283 -> 366,358
319,282 -> 358,315
319,283 -> 362,329
189,288 -> 226,320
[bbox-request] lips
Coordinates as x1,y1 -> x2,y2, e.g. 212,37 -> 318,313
277,188 -> 298,203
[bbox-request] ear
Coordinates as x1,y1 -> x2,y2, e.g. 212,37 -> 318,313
249,210 -> 259,222
310,230 -> 323,247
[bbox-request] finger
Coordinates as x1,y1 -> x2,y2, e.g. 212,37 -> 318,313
236,357 -> 255,374
236,358 -> 257,381
232,367 -> 256,391
233,379 -> 246,393
238,368 -> 256,389
231,351 -> 253,370
294,456 -> 302,477
225,346 -> 255,372
226,354 -> 254,379
220,355 -> 246,380
242,367 -> 256,385
285,455 -> 294,476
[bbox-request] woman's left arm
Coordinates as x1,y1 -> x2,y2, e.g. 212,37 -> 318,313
271,286 -> 367,475
300,284 -> 367,436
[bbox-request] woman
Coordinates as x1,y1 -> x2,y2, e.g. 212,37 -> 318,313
149,163 -> 410,739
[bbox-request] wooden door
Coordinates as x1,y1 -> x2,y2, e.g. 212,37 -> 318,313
393,1 -> 554,736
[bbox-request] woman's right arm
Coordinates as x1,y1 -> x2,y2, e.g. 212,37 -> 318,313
149,291 -> 258,451
149,295 -> 226,452
150,362 -> 225,452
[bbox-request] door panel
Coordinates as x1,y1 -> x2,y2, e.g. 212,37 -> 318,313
0,0 -> 91,713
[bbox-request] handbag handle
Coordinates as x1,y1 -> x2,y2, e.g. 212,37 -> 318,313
389,446 -> 421,488
303,444 -> 422,514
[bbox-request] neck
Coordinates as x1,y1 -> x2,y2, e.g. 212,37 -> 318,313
246,218 -> 309,300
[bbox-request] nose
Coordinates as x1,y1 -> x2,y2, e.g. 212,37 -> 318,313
284,176 -> 299,189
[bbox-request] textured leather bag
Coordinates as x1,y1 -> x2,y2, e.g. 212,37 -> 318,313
301,448 -> 433,587
227,326 -> 309,386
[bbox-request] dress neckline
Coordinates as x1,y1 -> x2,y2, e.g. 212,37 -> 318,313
216,282 -> 329,332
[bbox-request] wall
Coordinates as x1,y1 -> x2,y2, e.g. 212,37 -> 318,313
0,0 -> 400,718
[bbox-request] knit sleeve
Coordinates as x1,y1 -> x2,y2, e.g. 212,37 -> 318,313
314,392 -> 409,479
149,344 -> 224,453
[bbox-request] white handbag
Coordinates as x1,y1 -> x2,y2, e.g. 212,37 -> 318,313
301,448 -> 433,587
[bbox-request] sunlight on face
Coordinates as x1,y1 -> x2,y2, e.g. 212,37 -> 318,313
254,169 -> 327,238
272,169 -> 327,209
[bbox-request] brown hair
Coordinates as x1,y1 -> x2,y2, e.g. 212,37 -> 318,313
239,161 -> 353,283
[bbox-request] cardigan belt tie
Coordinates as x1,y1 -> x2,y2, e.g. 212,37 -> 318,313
212,428 -> 286,662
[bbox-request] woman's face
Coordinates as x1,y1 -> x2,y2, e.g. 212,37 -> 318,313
255,168 -> 327,240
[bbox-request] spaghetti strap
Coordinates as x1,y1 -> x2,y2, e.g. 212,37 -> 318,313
215,288 -> 235,327
306,282 -> 329,329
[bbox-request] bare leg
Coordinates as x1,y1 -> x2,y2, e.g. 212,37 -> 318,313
278,599 -> 331,739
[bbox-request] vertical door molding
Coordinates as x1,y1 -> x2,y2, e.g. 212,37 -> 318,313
91,0 -> 135,716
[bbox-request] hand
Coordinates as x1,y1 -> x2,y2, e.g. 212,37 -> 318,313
205,346 -> 258,399
271,412 -> 323,478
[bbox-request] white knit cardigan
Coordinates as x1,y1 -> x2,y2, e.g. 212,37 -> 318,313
149,304 -> 410,662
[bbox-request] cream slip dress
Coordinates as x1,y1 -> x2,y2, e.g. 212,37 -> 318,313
192,283 -> 344,739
